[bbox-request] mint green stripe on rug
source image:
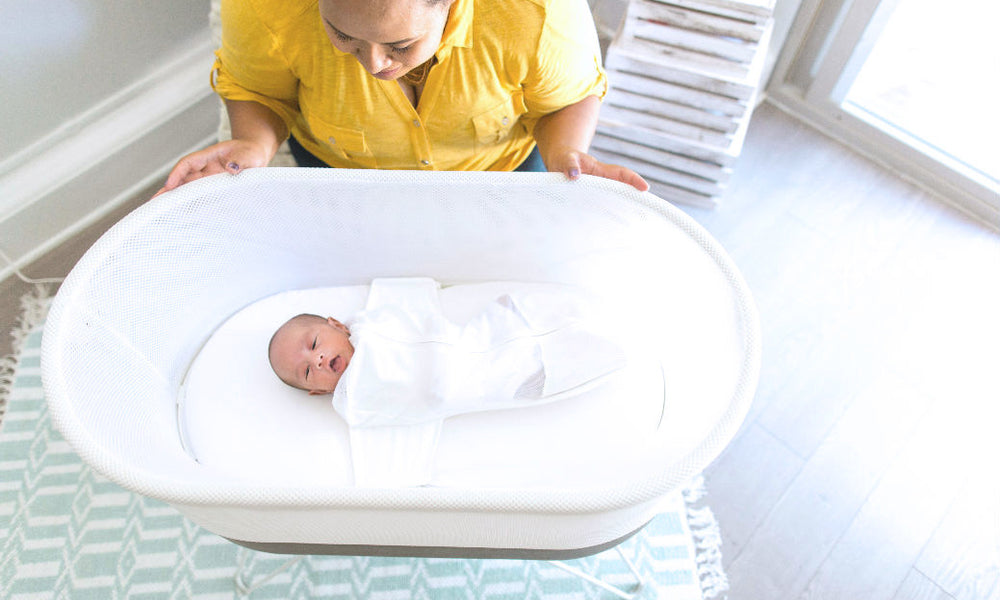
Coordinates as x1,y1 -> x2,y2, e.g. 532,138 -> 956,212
2,317 -> 727,599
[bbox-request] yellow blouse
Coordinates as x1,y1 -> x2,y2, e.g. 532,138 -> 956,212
211,0 -> 607,171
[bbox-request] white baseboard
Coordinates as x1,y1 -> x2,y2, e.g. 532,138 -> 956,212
0,31 -> 220,282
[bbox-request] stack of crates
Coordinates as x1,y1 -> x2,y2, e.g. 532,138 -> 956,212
592,0 -> 775,207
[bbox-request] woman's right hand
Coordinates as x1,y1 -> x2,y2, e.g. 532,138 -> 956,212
153,139 -> 272,197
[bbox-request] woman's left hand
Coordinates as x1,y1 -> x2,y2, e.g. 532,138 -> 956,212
548,148 -> 649,192
533,96 -> 650,192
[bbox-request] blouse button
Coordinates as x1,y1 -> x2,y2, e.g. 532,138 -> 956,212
421,159 -> 431,166
501,116 -> 510,126
413,119 -> 421,127
327,136 -> 336,145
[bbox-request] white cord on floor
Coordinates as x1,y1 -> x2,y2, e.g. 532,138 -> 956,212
0,245 -> 65,285
234,549 -> 304,596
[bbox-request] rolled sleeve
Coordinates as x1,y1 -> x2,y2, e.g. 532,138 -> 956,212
211,0 -> 301,132
523,0 -> 608,118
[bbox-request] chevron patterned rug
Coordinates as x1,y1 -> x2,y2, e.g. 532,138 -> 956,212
1,286 -> 728,599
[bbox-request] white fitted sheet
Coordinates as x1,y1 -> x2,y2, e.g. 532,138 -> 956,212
179,281 -> 667,489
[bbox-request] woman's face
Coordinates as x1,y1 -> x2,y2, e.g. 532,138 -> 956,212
319,0 -> 451,80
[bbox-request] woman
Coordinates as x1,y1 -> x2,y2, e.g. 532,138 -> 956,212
158,0 -> 648,193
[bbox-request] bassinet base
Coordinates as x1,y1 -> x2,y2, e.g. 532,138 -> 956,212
226,519 -> 646,560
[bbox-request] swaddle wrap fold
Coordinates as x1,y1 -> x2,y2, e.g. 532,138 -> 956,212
332,278 -> 626,487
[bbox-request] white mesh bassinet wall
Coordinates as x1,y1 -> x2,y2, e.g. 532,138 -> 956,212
41,169 -> 759,556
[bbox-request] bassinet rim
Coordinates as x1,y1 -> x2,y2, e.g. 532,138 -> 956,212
41,168 -> 760,515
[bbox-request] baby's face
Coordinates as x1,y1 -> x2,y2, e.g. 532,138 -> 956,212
269,316 -> 354,395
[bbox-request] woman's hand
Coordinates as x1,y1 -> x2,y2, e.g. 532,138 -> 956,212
533,95 -> 649,192
546,147 -> 649,192
154,100 -> 288,197
153,139 -> 271,197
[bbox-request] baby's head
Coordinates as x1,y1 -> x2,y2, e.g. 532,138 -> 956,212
268,314 -> 354,395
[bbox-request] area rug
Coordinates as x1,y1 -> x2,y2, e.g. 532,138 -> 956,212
1,286 -> 728,599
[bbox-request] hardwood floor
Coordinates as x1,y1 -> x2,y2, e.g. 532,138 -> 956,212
2,102 -> 997,599
683,102 -> 1000,600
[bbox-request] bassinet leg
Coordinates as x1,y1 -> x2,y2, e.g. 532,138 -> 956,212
549,546 -> 645,600
234,547 -> 305,596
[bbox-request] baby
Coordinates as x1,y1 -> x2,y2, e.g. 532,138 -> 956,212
267,277 -> 626,485
268,278 -> 625,404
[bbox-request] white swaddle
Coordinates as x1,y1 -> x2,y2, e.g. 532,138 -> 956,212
332,278 -> 627,487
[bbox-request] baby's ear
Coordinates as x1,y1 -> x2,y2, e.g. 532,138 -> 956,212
327,317 -> 349,333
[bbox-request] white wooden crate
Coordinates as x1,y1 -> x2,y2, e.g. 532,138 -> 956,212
653,0 -> 775,22
597,0 -> 774,207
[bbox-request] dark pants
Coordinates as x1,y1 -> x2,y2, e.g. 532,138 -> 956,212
287,135 -> 546,172
513,146 -> 545,172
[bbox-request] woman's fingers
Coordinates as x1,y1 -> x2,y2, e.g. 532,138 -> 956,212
154,140 -> 269,198
593,161 -> 650,192
155,148 -> 228,198
556,151 -> 650,192
163,149 -> 224,190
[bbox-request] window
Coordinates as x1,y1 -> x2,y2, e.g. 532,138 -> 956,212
767,0 -> 999,226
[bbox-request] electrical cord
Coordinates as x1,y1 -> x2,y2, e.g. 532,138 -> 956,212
0,245 -> 65,285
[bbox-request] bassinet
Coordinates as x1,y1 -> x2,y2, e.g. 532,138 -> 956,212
41,169 -> 759,558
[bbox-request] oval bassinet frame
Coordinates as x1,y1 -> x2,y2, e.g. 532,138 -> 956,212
41,169 -> 759,559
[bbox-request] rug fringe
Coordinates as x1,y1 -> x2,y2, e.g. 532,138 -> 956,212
684,475 -> 730,600
1,283 -> 54,422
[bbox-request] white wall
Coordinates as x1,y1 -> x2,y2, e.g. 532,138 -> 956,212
0,0 -> 218,280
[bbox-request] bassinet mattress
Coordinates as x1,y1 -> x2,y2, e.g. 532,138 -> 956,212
178,281 -> 667,490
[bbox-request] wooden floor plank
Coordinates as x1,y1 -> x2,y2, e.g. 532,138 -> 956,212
704,422 -> 803,567
914,474 -> 1000,600
892,570 -> 958,600
752,162 -> 949,459
798,393 -> 973,600
720,377 -> 934,599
